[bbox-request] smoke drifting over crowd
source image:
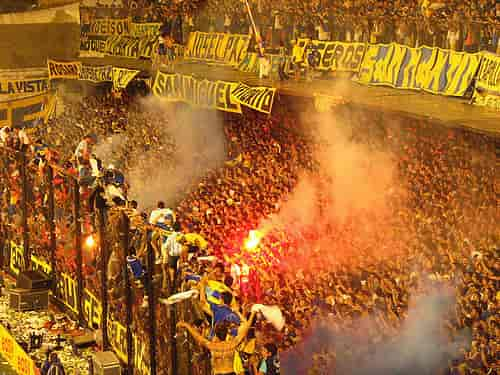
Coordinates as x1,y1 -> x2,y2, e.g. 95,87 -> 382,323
258,107 -> 399,264
126,98 -> 227,209
282,281 -> 471,375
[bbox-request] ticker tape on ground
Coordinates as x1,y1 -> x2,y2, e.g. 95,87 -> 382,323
231,82 -> 276,114
356,43 -> 482,97
472,52 -> 500,110
292,39 -> 366,72
7,242 -> 150,375
184,31 -> 251,66
0,324 -> 38,375
0,77 -> 49,96
0,93 -> 54,128
152,71 -> 242,113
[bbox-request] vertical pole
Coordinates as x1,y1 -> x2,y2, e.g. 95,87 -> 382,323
185,300 -> 193,375
170,276 -> 177,375
3,152 -> 11,273
99,206 -> 109,350
73,179 -> 84,325
146,231 -> 157,375
0,152 -> 5,270
121,213 -> 134,375
47,166 -> 57,293
20,150 -> 30,270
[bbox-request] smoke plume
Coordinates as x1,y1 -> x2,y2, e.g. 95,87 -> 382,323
282,281 -> 471,375
126,97 -> 227,210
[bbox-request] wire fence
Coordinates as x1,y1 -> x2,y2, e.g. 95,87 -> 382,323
0,144 -> 209,375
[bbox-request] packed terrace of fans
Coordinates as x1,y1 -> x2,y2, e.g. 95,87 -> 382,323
81,0 -> 500,54
0,84 -> 497,374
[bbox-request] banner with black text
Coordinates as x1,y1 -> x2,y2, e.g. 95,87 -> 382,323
231,82 -> 276,114
47,60 -> 82,80
472,52 -> 500,110
292,39 -> 366,72
184,31 -> 251,66
152,71 -> 242,113
0,77 -> 48,97
79,65 -> 113,83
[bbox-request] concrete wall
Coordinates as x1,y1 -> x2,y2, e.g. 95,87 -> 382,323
0,23 -> 79,69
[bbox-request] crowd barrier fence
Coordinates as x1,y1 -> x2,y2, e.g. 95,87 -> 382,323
0,145 -> 208,375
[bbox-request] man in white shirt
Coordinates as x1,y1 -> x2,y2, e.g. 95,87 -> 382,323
149,201 -> 176,230
0,126 -> 12,146
161,232 -> 186,290
75,133 -> 97,167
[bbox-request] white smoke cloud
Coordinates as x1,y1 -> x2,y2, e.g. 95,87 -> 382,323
282,280 -> 471,375
126,98 -> 227,210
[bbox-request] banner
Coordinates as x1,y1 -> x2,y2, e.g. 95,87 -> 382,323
238,53 -> 292,76
0,78 -> 48,96
8,241 -> 24,275
184,31 -> 251,66
87,18 -> 131,36
0,324 -> 38,375
152,72 -> 242,113
231,82 -> 276,114
292,39 -> 366,72
472,52 -> 500,109
79,65 -> 113,83
357,44 -> 481,96
47,60 -> 82,80
131,22 -> 161,37
10,246 -> 149,375
80,34 -> 108,57
105,35 -> 157,59
112,67 -> 140,89
0,93 -> 53,128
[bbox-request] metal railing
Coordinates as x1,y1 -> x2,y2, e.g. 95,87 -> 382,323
0,143 -> 210,375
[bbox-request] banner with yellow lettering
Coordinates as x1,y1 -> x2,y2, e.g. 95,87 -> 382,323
47,59 -> 82,80
0,77 -> 48,97
152,71 -> 242,113
79,65 -> 113,83
231,82 -> 276,114
0,93 -> 53,128
0,324 -> 38,375
292,39 -> 366,71
105,35 -> 157,59
472,52 -> 500,110
356,44 -> 481,97
184,31 -> 251,66
112,67 -> 140,89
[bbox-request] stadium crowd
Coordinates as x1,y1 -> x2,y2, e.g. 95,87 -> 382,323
0,85 -> 497,374
85,0 -> 500,54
